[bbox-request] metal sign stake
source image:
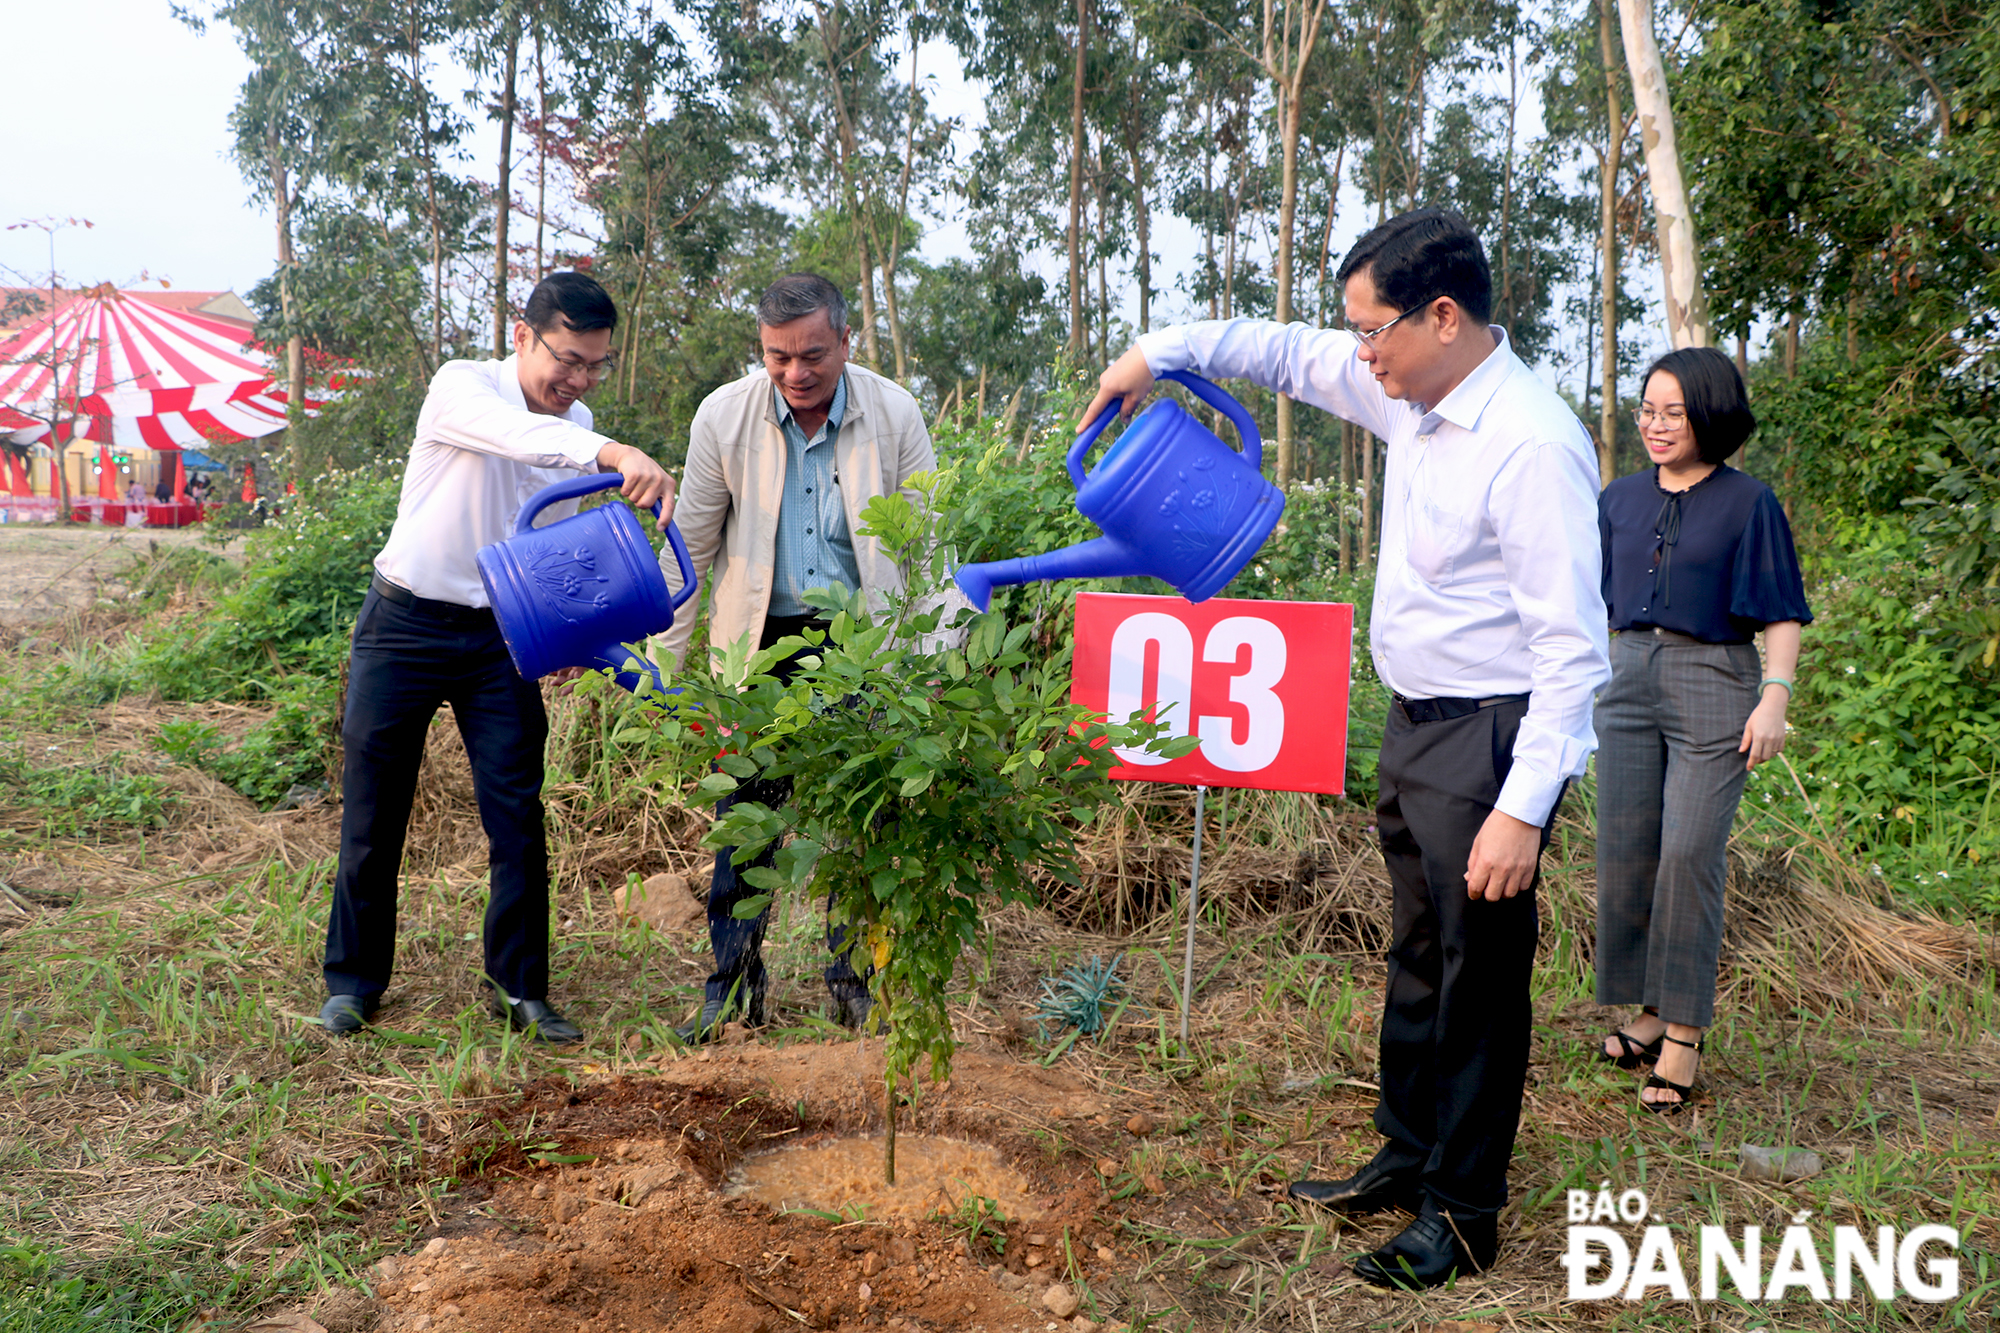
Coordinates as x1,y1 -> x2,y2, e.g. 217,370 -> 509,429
1180,784 -> 1206,1047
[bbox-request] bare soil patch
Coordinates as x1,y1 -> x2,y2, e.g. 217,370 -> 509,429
0,523 -> 238,624
366,1048 -> 1161,1333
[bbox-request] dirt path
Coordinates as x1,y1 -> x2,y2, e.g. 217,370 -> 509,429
0,524 -> 240,624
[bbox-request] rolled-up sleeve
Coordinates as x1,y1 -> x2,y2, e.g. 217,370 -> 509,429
1134,319 -> 1401,440
1489,439 -> 1612,826
425,361 -> 610,469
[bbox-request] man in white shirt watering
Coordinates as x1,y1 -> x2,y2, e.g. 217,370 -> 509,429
319,271 -> 672,1045
1081,209 -> 1610,1289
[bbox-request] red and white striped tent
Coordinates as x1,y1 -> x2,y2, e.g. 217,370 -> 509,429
0,284 -> 318,451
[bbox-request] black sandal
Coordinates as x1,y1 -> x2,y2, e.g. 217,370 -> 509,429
1600,1028 -> 1664,1070
1641,1033 -> 1703,1115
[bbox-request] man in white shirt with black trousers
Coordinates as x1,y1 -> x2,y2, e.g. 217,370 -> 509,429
1081,208 -> 1610,1289
319,272 -> 672,1045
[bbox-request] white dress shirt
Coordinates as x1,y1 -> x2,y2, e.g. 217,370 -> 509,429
1134,319 -> 1610,826
374,355 -> 612,607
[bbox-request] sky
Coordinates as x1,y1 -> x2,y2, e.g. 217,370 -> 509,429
0,1 -> 271,296
0,0 -> 1663,394
0,0 -> 1324,329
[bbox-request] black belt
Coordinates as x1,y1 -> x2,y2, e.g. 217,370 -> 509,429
370,572 -> 496,624
1393,692 -> 1531,725
1623,625 -> 1750,647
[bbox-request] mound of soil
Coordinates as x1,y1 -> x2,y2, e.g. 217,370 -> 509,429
367,1041 -> 1155,1333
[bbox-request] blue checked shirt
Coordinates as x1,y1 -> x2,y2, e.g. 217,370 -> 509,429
768,376 -> 861,616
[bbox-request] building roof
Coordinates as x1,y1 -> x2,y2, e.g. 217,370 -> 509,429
0,288 -> 254,343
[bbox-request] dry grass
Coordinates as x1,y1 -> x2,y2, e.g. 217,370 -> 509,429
2,655 -> 1997,1329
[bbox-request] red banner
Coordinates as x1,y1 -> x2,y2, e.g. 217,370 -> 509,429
1070,592 -> 1353,795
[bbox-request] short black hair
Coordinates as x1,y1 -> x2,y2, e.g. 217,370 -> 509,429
1643,347 -> 1756,464
523,271 -> 617,334
1335,208 -> 1493,327
757,272 -> 848,333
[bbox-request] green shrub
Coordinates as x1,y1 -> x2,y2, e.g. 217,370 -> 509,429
0,748 -> 173,838
140,458 -> 402,702
1739,516 -> 2000,914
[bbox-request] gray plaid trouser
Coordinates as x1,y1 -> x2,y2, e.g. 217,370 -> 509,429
1594,630 -> 1761,1028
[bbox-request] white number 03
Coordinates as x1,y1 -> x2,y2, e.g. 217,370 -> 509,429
1105,613 -> 1287,772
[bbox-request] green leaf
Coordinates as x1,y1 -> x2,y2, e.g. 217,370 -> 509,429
729,894 -> 774,920
696,772 -> 739,797
900,770 -> 935,797
716,753 -> 760,779
739,866 -> 787,891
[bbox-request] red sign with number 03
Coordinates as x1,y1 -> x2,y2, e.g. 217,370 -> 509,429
1069,592 -> 1354,795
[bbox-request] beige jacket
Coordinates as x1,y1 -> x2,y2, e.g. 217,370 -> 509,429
654,363 -> 938,678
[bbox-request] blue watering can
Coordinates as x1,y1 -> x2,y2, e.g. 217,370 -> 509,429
476,472 -> 698,696
953,371 -> 1285,610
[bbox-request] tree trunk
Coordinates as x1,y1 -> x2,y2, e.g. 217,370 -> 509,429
1784,308 -> 1799,377
1094,152 -> 1109,367
535,26 -> 546,279
1597,0 -> 1623,487
407,2 -> 443,363
1315,141 -> 1345,326
270,120 -> 307,477
881,39 -> 923,382
1360,433 -> 1376,568
1735,334 -> 1750,473
1067,0 -> 1089,356
1616,0 -> 1711,348
1126,116 -> 1152,333
1500,41 -> 1517,328
1261,0 -> 1330,489
493,19 -> 519,358
816,1 -> 880,366
1338,420 -> 1353,574
1203,97 -> 1217,320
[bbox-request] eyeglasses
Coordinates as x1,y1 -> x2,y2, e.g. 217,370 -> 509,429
532,328 -> 618,381
1351,299 -> 1433,346
1633,406 -> 1689,430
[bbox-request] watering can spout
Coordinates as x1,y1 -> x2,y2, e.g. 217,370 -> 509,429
954,536 -> 1151,612
949,370 -> 1284,611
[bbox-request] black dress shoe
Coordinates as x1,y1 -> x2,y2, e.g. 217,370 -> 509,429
1285,1160 -> 1421,1214
319,994 -> 376,1035
489,996 -> 583,1044
320,992 -> 372,1032
674,987 -> 766,1045
1352,1211 -> 1497,1290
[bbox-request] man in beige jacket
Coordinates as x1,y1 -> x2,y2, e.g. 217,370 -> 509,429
656,272 -> 937,1042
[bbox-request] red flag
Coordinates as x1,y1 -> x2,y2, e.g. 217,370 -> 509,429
242,462 -> 257,503
173,451 -> 187,503
98,445 -> 118,500
8,453 -> 31,498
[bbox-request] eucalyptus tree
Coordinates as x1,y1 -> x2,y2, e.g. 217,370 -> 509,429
177,0 -> 334,470
1677,0 -> 1995,372
969,0 -> 1109,356
1541,0 -> 1644,480
451,0 -> 628,356
1614,0 -> 1710,346
705,0 -> 957,375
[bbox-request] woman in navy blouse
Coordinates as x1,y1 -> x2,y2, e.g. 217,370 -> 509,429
1594,347 -> 1812,1113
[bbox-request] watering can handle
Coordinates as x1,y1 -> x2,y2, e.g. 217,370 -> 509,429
515,471 -> 700,612
1064,370 -> 1264,489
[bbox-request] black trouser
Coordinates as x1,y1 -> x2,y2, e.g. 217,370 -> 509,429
324,587 -> 551,1004
703,613 -> 867,1011
1368,696 -> 1560,1220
